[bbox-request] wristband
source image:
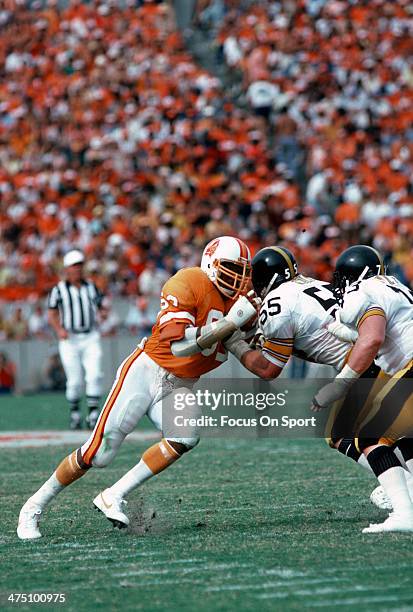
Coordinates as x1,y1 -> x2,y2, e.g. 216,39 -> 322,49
336,364 -> 360,383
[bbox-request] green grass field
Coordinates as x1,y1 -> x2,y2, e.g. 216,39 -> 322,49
1,395 -> 413,611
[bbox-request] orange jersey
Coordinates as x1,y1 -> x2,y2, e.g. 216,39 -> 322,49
144,267 -> 231,378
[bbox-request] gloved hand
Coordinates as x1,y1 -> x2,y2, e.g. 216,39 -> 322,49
226,290 -> 261,329
310,378 -> 350,412
249,330 -> 265,350
311,363 -> 360,411
223,328 -> 244,350
327,311 -> 358,343
223,329 -> 251,361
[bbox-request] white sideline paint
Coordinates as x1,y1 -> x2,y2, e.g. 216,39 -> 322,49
0,430 -> 159,448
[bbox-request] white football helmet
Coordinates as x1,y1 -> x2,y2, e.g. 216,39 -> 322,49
201,236 -> 251,299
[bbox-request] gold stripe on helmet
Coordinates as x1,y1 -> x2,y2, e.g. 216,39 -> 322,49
269,247 -> 295,278
365,246 -> 385,274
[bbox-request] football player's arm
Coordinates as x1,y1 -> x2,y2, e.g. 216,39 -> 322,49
239,299 -> 294,379
346,313 -> 386,373
326,310 -> 358,343
157,280 -> 198,350
312,310 -> 385,411
238,332 -> 293,380
170,291 -> 260,357
222,322 -> 261,362
240,348 -> 282,380
338,292 -> 385,374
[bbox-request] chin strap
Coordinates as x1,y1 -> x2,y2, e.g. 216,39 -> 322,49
358,266 -> 371,282
261,271 -> 279,300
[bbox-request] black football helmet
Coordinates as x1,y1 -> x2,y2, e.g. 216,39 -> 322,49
333,245 -> 385,296
252,246 -> 298,298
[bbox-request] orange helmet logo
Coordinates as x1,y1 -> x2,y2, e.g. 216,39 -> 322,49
205,239 -> 220,258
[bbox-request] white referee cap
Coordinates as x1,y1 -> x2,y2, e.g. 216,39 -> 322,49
63,250 -> 85,268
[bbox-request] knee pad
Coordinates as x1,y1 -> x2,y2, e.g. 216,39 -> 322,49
90,447 -> 116,468
88,430 -> 125,468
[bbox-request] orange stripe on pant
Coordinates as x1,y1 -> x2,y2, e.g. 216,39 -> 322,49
82,347 -> 143,465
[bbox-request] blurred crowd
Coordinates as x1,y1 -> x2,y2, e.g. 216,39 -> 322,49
196,0 -> 413,283
0,0 -> 412,322
0,0 -> 274,304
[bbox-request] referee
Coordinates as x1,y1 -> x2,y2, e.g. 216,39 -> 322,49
48,250 -> 104,430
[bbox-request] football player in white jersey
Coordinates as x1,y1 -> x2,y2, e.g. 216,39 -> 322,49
238,247 -> 374,463
235,246 -> 413,519
245,246 -> 350,373
312,245 -> 413,533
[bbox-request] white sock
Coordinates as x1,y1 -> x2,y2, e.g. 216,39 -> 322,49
405,458 -> 413,474
109,460 -> 154,499
357,453 -> 371,471
403,459 -> 413,499
29,473 -> 64,509
394,447 -> 408,470
378,466 -> 413,516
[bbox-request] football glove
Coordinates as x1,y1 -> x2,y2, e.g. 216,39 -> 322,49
327,311 -> 358,343
311,364 -> 360,411
226,290 -> 261,328
311,379 -> 349,411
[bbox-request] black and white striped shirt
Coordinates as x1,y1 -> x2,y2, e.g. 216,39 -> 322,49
48,280 -> 103,333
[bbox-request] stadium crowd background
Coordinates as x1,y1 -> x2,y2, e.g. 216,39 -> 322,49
0,0 -> 412,342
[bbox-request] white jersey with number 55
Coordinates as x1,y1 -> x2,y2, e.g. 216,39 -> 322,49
339,275 -> 413,375
260,275 -> 351,370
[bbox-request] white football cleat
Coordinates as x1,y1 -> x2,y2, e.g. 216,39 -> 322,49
370,485 -> 393,511
93,489 -> 129,529
17,502 -> 42,540
362,512 -> 413,534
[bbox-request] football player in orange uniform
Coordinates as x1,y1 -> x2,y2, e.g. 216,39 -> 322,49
17,236 -> 259,539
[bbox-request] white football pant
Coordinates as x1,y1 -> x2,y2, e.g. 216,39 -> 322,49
58,330 -> 103,402
80,348 -> 200,468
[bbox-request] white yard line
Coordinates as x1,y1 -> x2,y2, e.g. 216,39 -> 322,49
304,594 -> 413,607
0,430 -> 159,448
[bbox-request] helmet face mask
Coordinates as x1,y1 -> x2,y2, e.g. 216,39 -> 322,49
201,236 -> 252,300
214,258 -> 251,299
332,270 -> 348,299
333,245 -> 385,298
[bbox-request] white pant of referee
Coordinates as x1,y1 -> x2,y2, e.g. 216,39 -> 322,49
59,330 -> 103,415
